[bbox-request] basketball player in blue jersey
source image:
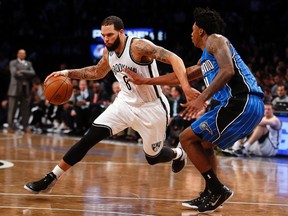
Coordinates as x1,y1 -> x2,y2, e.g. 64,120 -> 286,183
24,16 -> 198,195
124,7 -> 264,213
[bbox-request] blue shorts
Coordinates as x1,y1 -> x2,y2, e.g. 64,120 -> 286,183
191,94 -> 264,149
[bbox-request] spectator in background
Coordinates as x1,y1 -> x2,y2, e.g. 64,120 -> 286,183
61,85 -> 80,134
162,85 -> 172,101
71,79 -> 79,87
7,49 -> 35,133
165,86 -> 187,147
272,84 -> 288,107
271,73 -> 286,98
89,81 -> 110,124
44,100 -> 61,132
166,85 -> 206,147
87,80 -> 95,90
169,86 -> 186,118
29,76 -> 45,132
261,73 -> 274,91
73,80 -> 94,135
262,86 -> 273,103
45,63 -> 71,133
110,81 -> 121,103
275,60 -> 286,75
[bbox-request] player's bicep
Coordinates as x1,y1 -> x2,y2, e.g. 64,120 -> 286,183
134,39 -> 174,64
208,38 -> 234,75
269,118 -> 282,129
215,51 -> 233,73
153,46 -> 175,64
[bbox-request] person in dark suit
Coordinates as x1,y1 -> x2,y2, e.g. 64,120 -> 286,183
7,49 -> 35,133
89,81 -> 110,125
169,86 -> 186,118
72,80 -> 94,135
166,86 -> 188,147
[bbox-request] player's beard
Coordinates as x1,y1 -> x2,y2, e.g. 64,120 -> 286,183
106,35 -> 120,51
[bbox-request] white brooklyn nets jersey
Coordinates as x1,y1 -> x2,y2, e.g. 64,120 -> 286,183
108,36 -> 164,105
93,36 -> 170,156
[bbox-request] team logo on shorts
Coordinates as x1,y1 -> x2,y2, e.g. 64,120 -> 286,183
200,122 -> 213,135
152,142 -> 161,152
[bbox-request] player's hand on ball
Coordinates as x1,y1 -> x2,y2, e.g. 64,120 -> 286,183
45,72 -> 60,83
45,70 -> 68,83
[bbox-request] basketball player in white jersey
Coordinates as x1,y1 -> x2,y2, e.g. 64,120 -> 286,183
24,16 -> 197,194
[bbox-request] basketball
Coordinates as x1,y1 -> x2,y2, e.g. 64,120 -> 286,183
44,76 -> 73,105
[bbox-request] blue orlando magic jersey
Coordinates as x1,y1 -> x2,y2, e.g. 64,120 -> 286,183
193,39 -> 265,148
200,41 -> 264,102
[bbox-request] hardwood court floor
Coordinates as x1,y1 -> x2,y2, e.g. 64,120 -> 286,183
0,131 -> 288,216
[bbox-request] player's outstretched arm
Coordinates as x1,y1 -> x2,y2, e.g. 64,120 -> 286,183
45,49 -> 111,82
124,68 -> 179,85
133,39 -> 196,101
124,65 -> 202,86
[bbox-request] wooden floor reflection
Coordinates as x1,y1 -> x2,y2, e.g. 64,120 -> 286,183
0,131 -> 288,216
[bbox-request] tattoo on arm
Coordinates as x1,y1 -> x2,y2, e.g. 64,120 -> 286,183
154,48 -> 172,64
187,67 -> 202,81
208,37 -> 233,74
136,40 -> 172,64
68,58 -> 110,80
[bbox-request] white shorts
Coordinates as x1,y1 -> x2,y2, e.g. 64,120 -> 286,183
93,96 -> 170,156
249,139 -> 278,156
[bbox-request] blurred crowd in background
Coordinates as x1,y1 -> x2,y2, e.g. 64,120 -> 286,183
0,0 -> 287,142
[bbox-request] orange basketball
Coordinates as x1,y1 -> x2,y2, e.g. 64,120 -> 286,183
44,76 -> 73,105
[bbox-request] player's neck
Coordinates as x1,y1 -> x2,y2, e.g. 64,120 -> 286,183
115,35 -> 127,55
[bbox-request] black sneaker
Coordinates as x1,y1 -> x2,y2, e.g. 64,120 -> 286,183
198,186 -> 233,213
24,172 -> 57,194
172,145 -> 187,173
182,191 -> 209,209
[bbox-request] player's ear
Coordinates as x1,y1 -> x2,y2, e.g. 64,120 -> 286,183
199,28 -> 204,36
119,29 -> 125,35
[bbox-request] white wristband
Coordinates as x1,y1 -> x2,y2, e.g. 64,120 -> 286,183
60,70 -> 69,77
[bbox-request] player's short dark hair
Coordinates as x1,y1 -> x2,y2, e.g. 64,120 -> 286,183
193,7 -> 225,35
101,16 -> 124,31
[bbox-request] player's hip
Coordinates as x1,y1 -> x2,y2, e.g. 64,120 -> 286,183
191,94 -> 264,149
94,96 -> 169,133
